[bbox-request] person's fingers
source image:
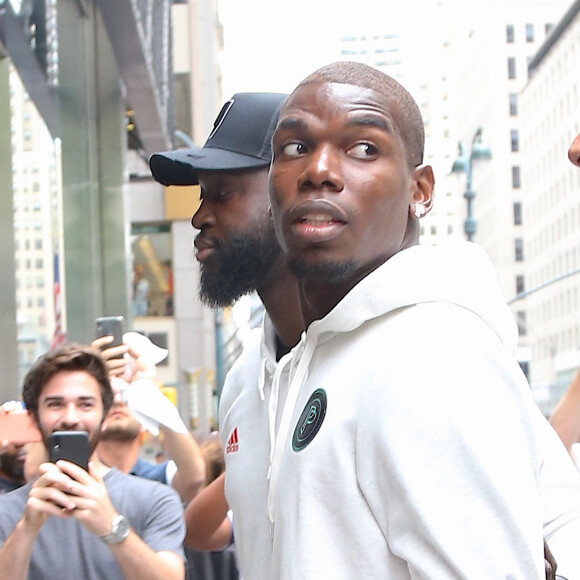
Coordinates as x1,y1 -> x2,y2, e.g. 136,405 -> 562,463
37,461 -> 61,476
106,356 -> 130,376
0,400 -> 25,413
93,337 -> 128,364
55,460 -> 93,485
91,335 -> 114,350
101,345 -> 130,363
29,485 -> 77,512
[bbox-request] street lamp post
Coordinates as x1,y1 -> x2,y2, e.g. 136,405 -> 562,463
451,127 -> 492,242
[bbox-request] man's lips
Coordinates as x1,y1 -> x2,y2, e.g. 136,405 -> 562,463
107,408 -> 129,420
194,236 -> 216,262
287,200 -> 347,242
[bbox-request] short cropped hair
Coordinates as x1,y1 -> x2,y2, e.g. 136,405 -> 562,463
294,61 -> 425,167
198,431 -> 225,486
22,343 -> 113,423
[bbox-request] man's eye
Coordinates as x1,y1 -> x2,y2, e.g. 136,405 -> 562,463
47,401 -> 63,408
80,402 -> 95,409
282,143 -> 307,157
348,143 -> 378,159
205,190 -> 229,202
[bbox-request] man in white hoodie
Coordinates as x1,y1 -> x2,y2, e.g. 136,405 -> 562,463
149,93 -> 304,578
256,61 -> 580,579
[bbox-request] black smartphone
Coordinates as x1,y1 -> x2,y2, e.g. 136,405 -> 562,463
95,315 -> 124,358
48,431 -> 90,471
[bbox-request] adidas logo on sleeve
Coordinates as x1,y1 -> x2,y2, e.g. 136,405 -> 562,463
226,427 -> 239,454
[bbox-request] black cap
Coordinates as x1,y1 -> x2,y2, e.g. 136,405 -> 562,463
149,92 -> 287,186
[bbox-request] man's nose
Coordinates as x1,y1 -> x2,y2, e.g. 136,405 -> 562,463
298,144 -> 344,192
191,199 -> 215,229
61,403 -> 81,427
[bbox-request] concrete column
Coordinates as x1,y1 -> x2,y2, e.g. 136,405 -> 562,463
57,0 -> 129,343
0,57 -> 20,401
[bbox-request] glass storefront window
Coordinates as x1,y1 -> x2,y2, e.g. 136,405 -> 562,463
131,225 -> 173,319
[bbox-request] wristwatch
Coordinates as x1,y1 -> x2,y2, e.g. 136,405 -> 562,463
99,513 -> 130,544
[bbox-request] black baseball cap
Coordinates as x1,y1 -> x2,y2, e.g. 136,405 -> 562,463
149,92 -> 288,186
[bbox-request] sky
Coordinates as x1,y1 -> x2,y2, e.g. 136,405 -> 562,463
216,0 -> 576,97
216,0 -> 445,97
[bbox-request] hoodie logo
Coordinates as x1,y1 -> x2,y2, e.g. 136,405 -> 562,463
292,389 -> 327,452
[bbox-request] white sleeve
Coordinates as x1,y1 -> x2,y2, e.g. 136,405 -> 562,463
357,306 -> 547,578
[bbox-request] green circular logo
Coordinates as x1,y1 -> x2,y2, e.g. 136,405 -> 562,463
292,389 -> 327,452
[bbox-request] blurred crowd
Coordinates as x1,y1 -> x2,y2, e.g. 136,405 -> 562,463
0,335 -> 239,580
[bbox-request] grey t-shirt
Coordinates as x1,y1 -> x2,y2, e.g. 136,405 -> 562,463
0,468 -> 185,580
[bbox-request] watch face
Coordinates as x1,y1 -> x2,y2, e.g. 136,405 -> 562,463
115,515 -> 129,539
102,514 -> 130,544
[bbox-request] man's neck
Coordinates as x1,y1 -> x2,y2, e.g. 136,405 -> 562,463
258,259 -> 304,356
96,438 -> 140,474
296,238 -> 421,326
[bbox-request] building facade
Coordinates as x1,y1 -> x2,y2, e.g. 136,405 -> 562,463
0,0 -> 227,429
448,0 -> 572,403
519,0 -> 580,412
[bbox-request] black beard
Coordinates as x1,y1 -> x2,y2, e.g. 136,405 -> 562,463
198,222 -> 282,308
0,453 -> 24,482
288,257 -> 358,284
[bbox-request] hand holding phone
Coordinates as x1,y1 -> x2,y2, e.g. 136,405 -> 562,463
95,316 -> 124,359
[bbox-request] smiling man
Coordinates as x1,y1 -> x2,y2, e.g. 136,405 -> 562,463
253,61 -> 580,579
0,344 -> 185,580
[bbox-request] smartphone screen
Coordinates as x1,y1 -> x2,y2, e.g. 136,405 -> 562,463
48,431 -> 90,470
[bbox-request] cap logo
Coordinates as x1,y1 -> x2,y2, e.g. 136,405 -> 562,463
207,98 -> 234,141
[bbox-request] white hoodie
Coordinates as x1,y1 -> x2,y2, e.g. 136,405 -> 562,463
221,240 -> 580,580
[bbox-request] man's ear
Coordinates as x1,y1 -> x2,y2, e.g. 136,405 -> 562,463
410,164 -> 435,217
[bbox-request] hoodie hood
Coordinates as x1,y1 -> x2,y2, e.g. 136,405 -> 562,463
307,240 -> 519,354
266,240 -> 520,532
